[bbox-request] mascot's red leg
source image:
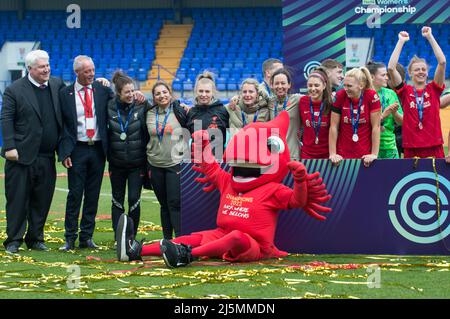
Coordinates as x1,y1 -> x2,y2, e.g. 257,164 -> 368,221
141,234 -> 203,256
191,230 -> 250,258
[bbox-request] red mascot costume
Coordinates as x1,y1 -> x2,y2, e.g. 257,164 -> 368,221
116,111 -> 331,268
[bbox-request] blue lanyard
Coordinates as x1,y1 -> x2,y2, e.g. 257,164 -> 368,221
309,97 -> 324,141
155,105 -> 172,142
413,87 -> 424,125
350,93 -> 364,136
264,82 -> 272,97
241,110 -> 259,127
116,102 -> 135,134
274,96 -> 288,118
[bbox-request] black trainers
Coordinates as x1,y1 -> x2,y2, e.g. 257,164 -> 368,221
116,214 -> 142,262
159,239 -> 194,268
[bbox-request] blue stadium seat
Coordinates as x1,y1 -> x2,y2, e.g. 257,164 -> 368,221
183,81 -> 193,91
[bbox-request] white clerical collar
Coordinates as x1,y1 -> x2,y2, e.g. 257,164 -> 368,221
28,74 -> 48,88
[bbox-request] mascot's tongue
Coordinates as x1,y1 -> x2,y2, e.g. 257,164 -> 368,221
224,111 -> 291,193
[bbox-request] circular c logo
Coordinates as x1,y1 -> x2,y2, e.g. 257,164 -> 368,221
388,172 -> 450,244
303,61 -> 321,80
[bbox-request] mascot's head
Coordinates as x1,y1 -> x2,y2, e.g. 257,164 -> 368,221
223,111 -> 290,193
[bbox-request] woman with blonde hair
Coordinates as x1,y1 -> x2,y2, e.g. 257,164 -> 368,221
186,71 -> 229,156
388,26 -> 447,159
226,78 -> 269,137
329,67 -> 381,167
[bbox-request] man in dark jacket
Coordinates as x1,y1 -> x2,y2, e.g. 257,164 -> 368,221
59,55 -> 114,251
1,50 -> 65,253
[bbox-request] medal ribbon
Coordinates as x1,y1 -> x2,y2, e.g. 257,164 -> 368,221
274,96 -> 288,118
413,87 -> 424,126
116,101 -> 135,137
155,105 -> 172,142
241,110 -> 259,127
309,97 -> 324,143
350,93 -> 363,138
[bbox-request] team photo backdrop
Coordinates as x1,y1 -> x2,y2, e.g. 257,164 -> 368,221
179,0 -> 450,255
282,0 -> 449,90
181,159 -> 450,255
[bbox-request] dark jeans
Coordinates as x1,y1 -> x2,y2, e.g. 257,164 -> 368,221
3,155 -> 56,248
149,163 -> 181,239
109,164 -> 144,237
64,142 -> 105,243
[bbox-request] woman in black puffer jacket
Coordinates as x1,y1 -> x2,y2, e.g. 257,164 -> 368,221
186,71 -> 229,157
107,71 -> 150,238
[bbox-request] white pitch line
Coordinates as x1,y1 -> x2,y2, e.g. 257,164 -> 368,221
54,187 -> 157,200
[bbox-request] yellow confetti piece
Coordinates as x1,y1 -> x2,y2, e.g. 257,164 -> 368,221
205,294 -> 234,299
116,278 -> 130,284
284,278 -> 311,284
328,280 -> 368,285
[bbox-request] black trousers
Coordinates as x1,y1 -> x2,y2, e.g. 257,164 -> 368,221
64,142 -> 105,243
109,164 -> 144,237
149,163 -> 181,239
3,155 -> 56,248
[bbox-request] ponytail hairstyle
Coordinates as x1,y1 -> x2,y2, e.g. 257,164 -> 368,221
366,61 -> 386,76
112,70 -> 134,96
345,66 -> 374,91
194,70 -> 217,99
308,66 -> 333,115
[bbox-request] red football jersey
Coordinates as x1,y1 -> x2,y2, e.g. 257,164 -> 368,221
395,81 -> 445,148
333,89 -> 381,158
299,96 -> 330,159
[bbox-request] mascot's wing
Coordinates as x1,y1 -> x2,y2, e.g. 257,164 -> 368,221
191,130 -> 228,193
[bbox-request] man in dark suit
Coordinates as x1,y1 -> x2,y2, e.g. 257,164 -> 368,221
58,55 -> 114,250
1,50 -> 65,253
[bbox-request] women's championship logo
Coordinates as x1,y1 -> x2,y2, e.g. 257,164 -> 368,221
388,172 -> 450,244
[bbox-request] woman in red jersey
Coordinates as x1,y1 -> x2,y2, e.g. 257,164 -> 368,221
299,67 -> 333,159
388,26 -> 447,158
329,67 -> 381,167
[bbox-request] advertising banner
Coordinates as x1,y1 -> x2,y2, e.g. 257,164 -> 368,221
181,159 -> 450,255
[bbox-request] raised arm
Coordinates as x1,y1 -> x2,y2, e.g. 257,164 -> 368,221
388,31 -> 410,88
191,130 -> 227,191
422,26 -> 446,86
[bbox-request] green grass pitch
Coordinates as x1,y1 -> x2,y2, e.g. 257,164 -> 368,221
0,157 -> 449,299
